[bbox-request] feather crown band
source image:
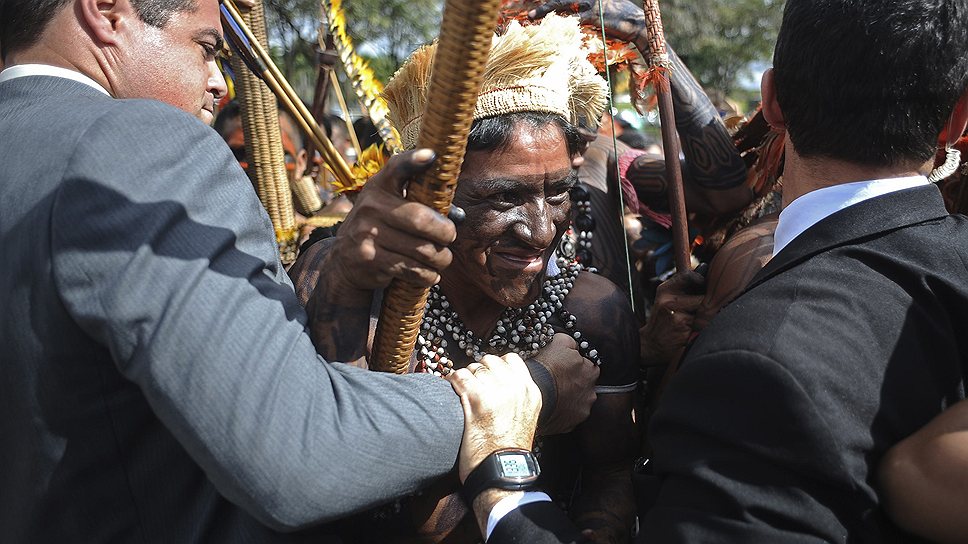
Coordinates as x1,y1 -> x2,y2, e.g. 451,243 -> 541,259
383,14 -> 609,149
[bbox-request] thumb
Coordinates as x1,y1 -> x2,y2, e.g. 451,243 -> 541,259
370,148 -> 437,196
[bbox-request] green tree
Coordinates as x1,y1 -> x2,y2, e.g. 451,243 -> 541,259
259,0 -> 443,98
341,0 -> 443,81
662,0 -> 784,95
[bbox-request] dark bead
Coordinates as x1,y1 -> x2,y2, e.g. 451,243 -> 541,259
575,214 -> 595,231
570,184 -> 590,201
576,249 -> 593,263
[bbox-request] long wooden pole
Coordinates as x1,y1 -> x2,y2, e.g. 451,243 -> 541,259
642,0 -> 691,272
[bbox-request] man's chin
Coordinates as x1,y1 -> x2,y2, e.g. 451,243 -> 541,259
198,109 -> 214,125
494,273 -> 546,309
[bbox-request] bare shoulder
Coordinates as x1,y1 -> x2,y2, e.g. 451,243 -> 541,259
696,213 -> 778,330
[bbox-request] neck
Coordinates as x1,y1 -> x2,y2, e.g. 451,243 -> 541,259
438,274 -> 506,338
6,14 -> 118,96
781,141 -> 927,208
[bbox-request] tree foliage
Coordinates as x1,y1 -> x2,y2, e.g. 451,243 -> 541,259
261,0 -> 441,98
256,0 -> 783,102
661,0 -> 785,94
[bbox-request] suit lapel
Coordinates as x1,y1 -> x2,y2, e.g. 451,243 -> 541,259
745,184 -> 950,292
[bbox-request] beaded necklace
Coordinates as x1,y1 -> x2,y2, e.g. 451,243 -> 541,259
416,259 -> 602,375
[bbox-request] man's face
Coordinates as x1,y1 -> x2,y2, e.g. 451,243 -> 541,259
448,121 -> 576,308
115,0 -> 226,124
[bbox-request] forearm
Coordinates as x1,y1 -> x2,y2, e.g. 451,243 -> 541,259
573,394 -> 637,541
630,34 -> 747,190
304,252 -> 374,365
879,400 -> 968,543
290,237 -> 375,365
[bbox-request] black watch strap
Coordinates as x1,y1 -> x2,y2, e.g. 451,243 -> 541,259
460,448 -> 540,505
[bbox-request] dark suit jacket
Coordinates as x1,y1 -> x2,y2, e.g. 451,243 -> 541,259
642,184 -> 968,542
0,74 -> 477,543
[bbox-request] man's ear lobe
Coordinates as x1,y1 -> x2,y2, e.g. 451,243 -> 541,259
944,90 -> 968,146
760,68 -> 787,132
78,0 -> 127,46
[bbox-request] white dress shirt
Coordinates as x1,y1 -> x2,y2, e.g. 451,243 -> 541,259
773,175 -> 929,257
0,64 -> 110,95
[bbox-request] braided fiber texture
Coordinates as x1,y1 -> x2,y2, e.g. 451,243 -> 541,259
228,0 -> 298,263
370,0 -> 504,373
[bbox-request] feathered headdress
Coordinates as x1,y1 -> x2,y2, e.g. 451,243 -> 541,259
383,14 -> 608,149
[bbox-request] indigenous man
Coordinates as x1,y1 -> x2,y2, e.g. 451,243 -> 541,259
290,14 -> 639,544
0,0 -> 599,541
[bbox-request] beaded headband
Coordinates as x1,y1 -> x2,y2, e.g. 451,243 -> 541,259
383,14 -> 609,150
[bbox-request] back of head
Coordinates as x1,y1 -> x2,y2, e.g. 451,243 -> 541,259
773,0 -> 968,167
0,0 -> 196,61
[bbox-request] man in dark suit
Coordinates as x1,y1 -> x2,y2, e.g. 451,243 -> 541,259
0,0 -> 598,542
639,0 -> 968,541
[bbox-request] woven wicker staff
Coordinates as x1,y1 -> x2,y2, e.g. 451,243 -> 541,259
225,0 -> 298,264
641,0 -> 691,273
369,0 -> 503,373
222,0 -> 354,192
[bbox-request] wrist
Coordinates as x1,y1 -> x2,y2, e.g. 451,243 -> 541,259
472,489 -> 522,538
524,358 -> 556,426
317,247 -> 372,303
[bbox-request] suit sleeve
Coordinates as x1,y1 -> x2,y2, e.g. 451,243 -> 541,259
642,349 -> 850,543
489,501 -> 587,544
49,101 -> 463,531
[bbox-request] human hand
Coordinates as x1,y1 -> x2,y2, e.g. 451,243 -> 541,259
446,353 -> 542,483
532,334 -> 599,435
529,0 -> 646,44
640,268 -> 706,367
322,149 -> 456,291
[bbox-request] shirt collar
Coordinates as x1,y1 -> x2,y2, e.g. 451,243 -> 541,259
0,64 -> 110,96
773,175 -> 929,257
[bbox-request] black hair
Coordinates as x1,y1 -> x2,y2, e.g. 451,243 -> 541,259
773,0 -> 968,166
213,99 -> 241,140
466,111 -> 583,157
617,130 -> 657,150
0,0 -> 197,60
352,117 -> 382,150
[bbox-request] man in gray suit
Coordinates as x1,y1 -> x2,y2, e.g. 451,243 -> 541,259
0,0 -> 598,541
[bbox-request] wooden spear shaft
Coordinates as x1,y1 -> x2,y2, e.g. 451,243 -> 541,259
642,0 -> 691,273
223,0 -> 355,188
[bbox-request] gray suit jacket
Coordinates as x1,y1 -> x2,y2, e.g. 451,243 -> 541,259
0,75 -> 465,542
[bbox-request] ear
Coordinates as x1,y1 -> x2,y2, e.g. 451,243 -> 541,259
760,68 -> 787,131
78,0 -> 131,46
943,89 -> 968,146
295,148 -> 309,180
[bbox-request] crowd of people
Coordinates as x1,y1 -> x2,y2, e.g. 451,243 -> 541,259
2,0 -> 968,542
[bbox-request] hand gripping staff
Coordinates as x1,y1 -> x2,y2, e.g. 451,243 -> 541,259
370,0 -> 504,373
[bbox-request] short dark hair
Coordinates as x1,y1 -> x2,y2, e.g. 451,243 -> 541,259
467,112 -> 583,157
213,99 -> 242,140
0,0 -> 196,60
773,0 -> 968,166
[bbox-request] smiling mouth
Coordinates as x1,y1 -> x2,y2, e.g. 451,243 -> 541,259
491,251 -> 546,273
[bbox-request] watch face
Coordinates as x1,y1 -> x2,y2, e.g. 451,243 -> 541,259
499,453 -> 533,478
